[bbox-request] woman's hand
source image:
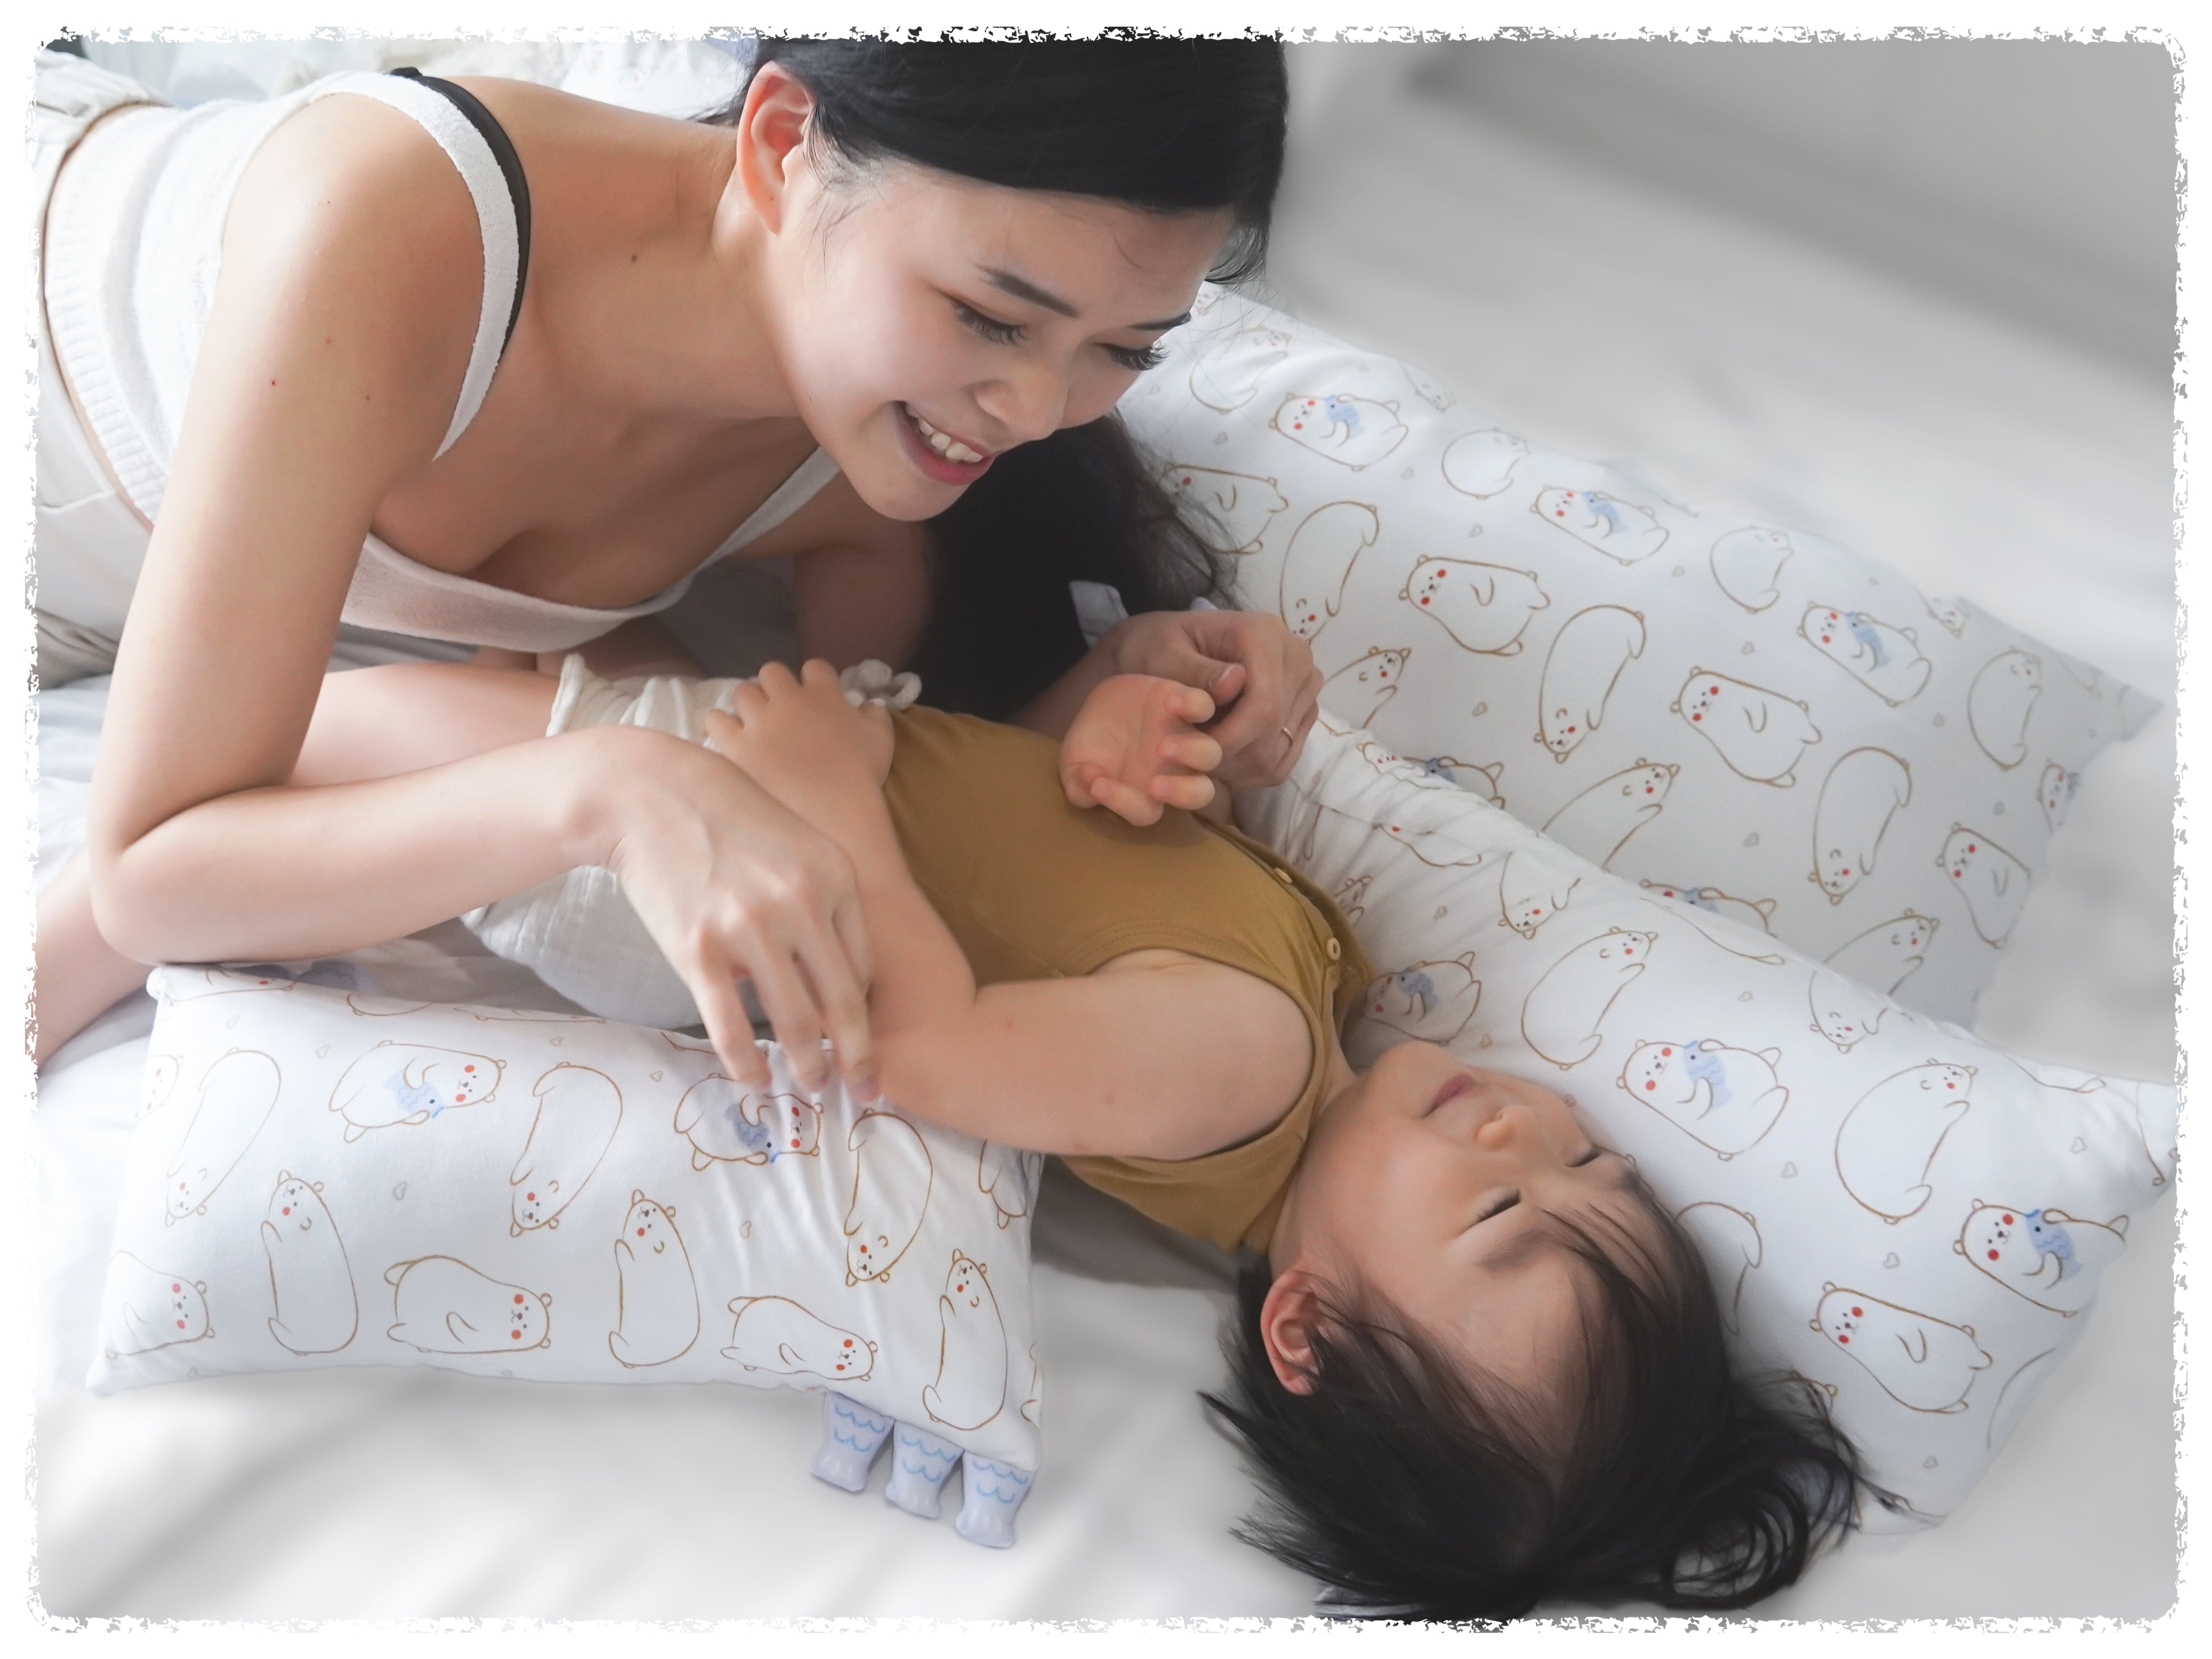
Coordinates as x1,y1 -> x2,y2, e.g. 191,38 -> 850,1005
594,724 -> 879,1103
1102,609 -> 1322,791
1060,674 -> 1223,827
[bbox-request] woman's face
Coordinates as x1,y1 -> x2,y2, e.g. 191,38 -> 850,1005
755,115 -> 1230,520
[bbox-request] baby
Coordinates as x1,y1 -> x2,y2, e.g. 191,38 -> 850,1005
295,647 -> 1876,1619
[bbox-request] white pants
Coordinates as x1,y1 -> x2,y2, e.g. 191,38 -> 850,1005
463,656 -> 921,1030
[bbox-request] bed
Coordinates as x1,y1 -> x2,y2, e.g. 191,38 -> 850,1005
30,38 -> 2178,1620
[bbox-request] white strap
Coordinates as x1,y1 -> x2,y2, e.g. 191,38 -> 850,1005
695,447 -> 844,569
340,449 -> 843,651
309,74 -> 518,458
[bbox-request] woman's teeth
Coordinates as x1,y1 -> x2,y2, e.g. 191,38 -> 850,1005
907,408 -> 987,465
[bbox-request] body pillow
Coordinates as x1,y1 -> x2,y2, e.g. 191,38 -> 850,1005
1235,717 -> 2176,1528
1123,287 -> 2156,1026
92,969 -> 1046,1546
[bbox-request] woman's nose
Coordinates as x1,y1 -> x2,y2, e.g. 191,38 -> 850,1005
1474,1103 -> 1526,1148
972,363 -> 1068,446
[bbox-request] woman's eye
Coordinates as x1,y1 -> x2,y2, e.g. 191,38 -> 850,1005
1103,341 -> 1167,373
1476,1191 -> 1520,1224
1569,1146 -> 1604,1167
953,301 -> 1024,346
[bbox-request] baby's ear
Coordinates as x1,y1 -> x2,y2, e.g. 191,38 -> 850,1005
1257,1270 -> 1328,1396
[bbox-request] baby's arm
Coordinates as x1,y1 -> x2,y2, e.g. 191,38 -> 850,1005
708,665 -> 1311,1159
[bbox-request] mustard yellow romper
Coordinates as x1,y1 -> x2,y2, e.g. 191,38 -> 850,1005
883,706 -> 1374,1254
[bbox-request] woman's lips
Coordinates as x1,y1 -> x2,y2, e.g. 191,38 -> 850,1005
897,404 -> 994,485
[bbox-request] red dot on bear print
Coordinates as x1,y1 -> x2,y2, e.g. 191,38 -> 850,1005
513,1294 -> 524,1305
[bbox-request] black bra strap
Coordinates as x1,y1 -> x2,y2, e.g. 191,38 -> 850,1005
388,67 -> 533,353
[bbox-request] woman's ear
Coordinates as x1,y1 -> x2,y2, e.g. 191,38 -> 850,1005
1258,1269 -> 1328,1396
734,62 -> 818,236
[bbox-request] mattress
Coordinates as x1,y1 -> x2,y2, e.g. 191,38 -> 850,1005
32,42 -> 2178,1621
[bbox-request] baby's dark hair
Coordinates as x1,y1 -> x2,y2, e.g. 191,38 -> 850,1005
1202,1190 -> 1883,1621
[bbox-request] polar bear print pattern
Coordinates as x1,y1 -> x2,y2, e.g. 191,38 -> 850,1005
1639,882 -> 1776,935
845,1110 -> 934,1286
1533,487 -> 1668,565
162,967 -> 298,1001
166,1049 -> 281,1223
1405,364 -> 1459,411
1829,912 -> 1940,996
329,1042 -> 503,1141
1955,1203 -> 2128,1315
1812,1287 -> 1991,1413
262,1173 -> 357,1354
1277,502 -> 1380,642
1676,1203 -> 1762,1333
1808,913 -> 1938,1051
1674,671 -> 1822,785
1270,394 -> 1408,469
672,1077 -> 821,1171
1353,953 -> 1482,1048
1521,928 -> 1655,1069
1441,428 -> 1527,498
1319,648 -> 1410,728
1189,327 -> 1288,413
724,1296 -> 875,1381
142,1055 -> 181,1117
1967,650 -> 2042,769
1420,756 -> 1505,806
1834,1062 -> 1977,1222
1537,607 -> 1646,762
103,1253 -> 212,1359
1498,849 -> 1582,940
384,1256 -> 551,1355
1619,1040 -> 1789,1157
509,1063 -> 624,1235
1158,463 -> 1286,553
1799,606 -> 1932,705
1811,748 -> 1912,903
924,1252 -> 1010,1432
978,1142 -> 1035,1230
1938,827 -> 2031,946
1709,526 -> 1794,612
608,1191 -> 699,1367
1544,761 -> 1677,868
2037,761 -> 2080,828
1926,596 -> 1974,637
1401,557 -> 1550,655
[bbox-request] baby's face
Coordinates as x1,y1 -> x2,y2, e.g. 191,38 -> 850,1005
1275,1042 -> 1662,1410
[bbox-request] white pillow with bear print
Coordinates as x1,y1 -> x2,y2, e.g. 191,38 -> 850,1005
1235,719 -> 2176,1530
90,969 -> 1046,1546
1121,288 -> 2156,1026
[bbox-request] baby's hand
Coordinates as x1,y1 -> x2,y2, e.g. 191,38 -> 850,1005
704,660 -> 895,835
1060,674 -> 1224,827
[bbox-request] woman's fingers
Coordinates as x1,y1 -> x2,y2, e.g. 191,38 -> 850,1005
744,945 -> 832,1091
690,952 -> 771,1089
794,917 -> 879,1103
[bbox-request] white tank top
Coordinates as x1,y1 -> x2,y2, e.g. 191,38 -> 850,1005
40,67 -> 839,653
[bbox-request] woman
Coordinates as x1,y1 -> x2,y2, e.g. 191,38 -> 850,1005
30,39 -> 1319,1083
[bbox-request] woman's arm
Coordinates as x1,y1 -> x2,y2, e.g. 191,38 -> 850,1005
708,665 -> 1313,1159
66,97 -> 873,1094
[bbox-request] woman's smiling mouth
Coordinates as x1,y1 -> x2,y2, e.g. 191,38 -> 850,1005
898,404 -> 997,482
1428,1071 -> 1477,1116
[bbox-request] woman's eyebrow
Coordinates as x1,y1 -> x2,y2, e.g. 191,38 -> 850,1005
980,267 -> 1192,332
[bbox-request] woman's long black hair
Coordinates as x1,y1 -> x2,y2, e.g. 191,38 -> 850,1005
703,39 -> 1287,716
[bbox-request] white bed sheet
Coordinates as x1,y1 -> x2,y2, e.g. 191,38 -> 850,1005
32,45 -> 2180,1622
